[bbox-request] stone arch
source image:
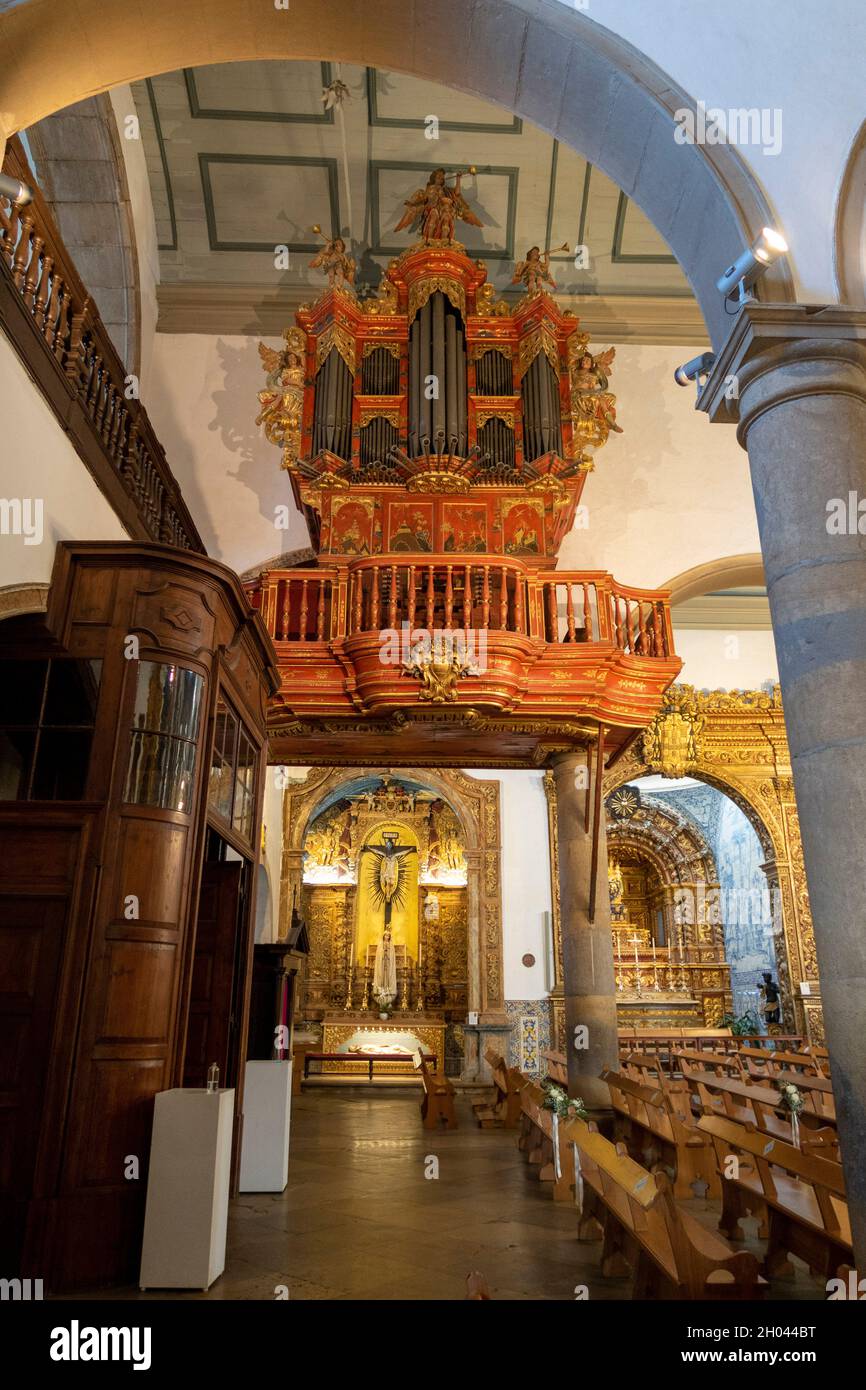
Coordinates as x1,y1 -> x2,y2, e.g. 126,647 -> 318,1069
663,554 -> 765,606
25,93 -> 141,371
605,759 -> 797,1031
607,796 -> 724,953
0,581 -> 49,622
0,0 -> 793,348
278,766 -> 505,1023
834,117 -> 866,305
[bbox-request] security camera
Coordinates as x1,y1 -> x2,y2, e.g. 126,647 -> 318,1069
716,227 -> 788,303
674,351 -> 716,391
0,173 -> 33,206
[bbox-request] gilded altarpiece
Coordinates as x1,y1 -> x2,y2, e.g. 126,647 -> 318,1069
605,685 -> 822,1043
278,768 -> 505,1029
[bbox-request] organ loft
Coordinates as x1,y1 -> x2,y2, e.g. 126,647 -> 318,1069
248,169 -> 685,1074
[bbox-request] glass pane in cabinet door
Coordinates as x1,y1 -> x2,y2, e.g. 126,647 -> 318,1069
131,661 -> 203,738
124,732 -> 198,813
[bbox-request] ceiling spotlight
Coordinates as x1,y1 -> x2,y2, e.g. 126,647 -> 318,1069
0,172 -> 33,206
716,227 -> 788,304
674,351 -> 716,395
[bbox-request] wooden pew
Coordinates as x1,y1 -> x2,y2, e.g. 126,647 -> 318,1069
601,1067 -> 720,1199
539,1049 -> 568,1085
517,1077 -> 575,1200
561,1115 -> 766,1299
698,1114 -> 852,1280
682,1067 -> 839,1154
418,1056 -> 457,1130
471,1048 -> 525,1129
674,1047 -> 744,1078
774,1070 -> 836,1123
738,1046 -> 823,1080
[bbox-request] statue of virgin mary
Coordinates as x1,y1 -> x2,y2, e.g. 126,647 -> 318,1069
373,928 -> 397,1009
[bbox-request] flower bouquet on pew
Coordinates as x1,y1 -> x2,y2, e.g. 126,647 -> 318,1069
540,1078 -> 588,1122
777,1079 -> 805,1149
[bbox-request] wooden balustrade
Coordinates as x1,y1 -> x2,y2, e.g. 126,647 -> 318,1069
253,559 -> 674,659
0,137 -> 202,553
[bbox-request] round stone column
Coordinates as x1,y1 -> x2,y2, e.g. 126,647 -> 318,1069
700,304 -> 866,1269
551,747 -> 618,1110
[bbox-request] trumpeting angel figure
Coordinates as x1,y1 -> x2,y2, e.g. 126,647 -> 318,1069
511,243 -> 568,295
308,228 -> 356,288
394,167 -> 483,245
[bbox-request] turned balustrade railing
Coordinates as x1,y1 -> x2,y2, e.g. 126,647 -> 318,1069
0,137 -> 202,552
255,559 -> 673,657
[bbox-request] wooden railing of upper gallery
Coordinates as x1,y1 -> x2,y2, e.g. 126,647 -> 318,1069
0,137 -> 203,553
251,557 -> 675,657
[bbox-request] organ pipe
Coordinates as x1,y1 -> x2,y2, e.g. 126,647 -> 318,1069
408,290 -> 467,457
313,348 -> 353,461
522,353 -> 562,462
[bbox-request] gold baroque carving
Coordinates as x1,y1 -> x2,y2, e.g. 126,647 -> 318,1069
315,323 -> 356,375
280,766 -> 505,1022
603,683 -> 820,1043
408,276 -> 466,324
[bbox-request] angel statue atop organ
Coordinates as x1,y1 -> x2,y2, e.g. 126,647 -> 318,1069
568,338 -> 624,452
394,167 -> 483,245
308,228 -> 356,288
256,326 -> 306,470
511,243 -> 569,296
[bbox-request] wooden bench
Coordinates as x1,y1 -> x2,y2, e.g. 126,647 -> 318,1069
418,1056 -> 457,1130
674,1047 -> 745,1078
517,1077 -> 575,1201
698,1114 -> 852,1280
539,1048 -> 568,1085
560,1115 -> 766,1300
774,1070 -> 836,1123
472,1048 -> 525,1129
738,1046 -> 823,1080
681,1067 -> 839,1155
601,1067 -> 720,1199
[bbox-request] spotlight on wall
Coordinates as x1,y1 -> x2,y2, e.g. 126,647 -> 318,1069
0,172 -> 33,206
674,351 -> 717,394
716,227 -> 788,304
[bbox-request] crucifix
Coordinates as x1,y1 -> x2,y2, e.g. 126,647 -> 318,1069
360,831 -> 417,1010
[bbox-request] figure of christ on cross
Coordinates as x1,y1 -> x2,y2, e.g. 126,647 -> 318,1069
361,831 -> 417,1009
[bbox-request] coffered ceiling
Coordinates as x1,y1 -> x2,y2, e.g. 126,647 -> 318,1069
132,61 -> 705,343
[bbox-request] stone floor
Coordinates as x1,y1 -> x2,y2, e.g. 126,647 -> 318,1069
88,1087 -> 827,1301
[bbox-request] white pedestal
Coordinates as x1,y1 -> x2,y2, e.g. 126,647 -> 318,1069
139,1088 -> 234,1291
239,1060 -> 292,1192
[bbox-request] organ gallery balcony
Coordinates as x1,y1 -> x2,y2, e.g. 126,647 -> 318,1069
245,557 -> 681,765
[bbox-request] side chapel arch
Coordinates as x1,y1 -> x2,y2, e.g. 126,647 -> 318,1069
603,685 -> 821,1040
278,766 -> 506,1023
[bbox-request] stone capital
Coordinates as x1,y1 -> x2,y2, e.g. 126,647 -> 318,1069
697,302 -> 866,443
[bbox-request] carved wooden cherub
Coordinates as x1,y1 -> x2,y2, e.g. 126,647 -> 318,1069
512,243 -> 567,295
394,167 -> 482,244
309,229 -> 356,288
569,339 -> 623,449
256,326 -> 306,469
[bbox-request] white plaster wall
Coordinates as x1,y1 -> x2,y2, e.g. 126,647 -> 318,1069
255,766 -> 286,943
562,0 -> 865,300
0,328 -> 128,589
674,627 -> 778,691
144,333 -> 310,573
559,342 -> 760,588
108,85 -> 160,400
488,769 -> 554,1002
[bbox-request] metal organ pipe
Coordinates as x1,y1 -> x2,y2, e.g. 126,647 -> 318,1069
522,354 -> 562,462
408,291 -> 467,457
313,348 -> 353,461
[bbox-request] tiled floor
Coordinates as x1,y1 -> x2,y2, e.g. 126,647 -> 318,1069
86,1087 -> 828,1302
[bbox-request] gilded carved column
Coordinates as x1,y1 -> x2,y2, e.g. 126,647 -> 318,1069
701,303 -> 866,1269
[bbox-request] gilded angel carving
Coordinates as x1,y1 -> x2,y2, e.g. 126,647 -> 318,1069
568,337 -> 624,452
394,167 -> 483,245
256,326 -> 306,470
309,229 -> 356,288
511,243 -> 568,296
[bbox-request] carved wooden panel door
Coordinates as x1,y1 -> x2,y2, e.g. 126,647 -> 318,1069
182,861 -> 244,1090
